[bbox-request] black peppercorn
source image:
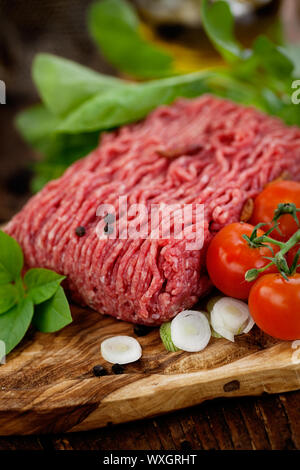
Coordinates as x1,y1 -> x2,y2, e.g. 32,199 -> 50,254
92,365 -> 108,377
134,324 -> 153,337
75,226 -> 86,237
112,363 -> 125,374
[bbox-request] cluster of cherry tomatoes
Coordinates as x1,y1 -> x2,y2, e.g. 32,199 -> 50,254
206,180 -> 300,341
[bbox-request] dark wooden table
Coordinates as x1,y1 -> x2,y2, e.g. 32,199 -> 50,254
0,391 -> 299,450
0,0 -> 300,451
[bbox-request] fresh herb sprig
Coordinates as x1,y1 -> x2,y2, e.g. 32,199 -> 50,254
88,0 -> 175,79
16,0 -> 300,191
0,231 -> 72,359
244,205 -> 300,282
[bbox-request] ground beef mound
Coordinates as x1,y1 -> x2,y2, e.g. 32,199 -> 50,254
6,96 -> 300,324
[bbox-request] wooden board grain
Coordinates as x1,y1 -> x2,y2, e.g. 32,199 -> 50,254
0,303 -> 300,435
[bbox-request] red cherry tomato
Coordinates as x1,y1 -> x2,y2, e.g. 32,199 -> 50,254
250,180 -> 300,241
249,273 -> 300,340
206,222 -> 278,300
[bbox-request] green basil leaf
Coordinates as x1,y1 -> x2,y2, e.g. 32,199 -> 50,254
201,0 -> 244,62
15,104 -> 61,146
16,106 -> 100,191
18,108 -> 98,157
31,131 -> 100,190
88,0 -> 174,79
281,44 -> 300,77
0,268 -> 12,286
252,36 -> 294,80
0,284 -> 18,314
58,71 -> 212,133
0,231 -> 24,284
32,53 -> 126,117
33,286 -> 72,333
24,268 -> 65,305
17,105 -> 99,163
276,102 -> 300,127
204,71 -> 266,110
0,298 -> 34,355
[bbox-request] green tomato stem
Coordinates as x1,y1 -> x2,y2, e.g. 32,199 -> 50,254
258,236 -> 285,248
245,228 -> 300,281
276,229 -> 300,256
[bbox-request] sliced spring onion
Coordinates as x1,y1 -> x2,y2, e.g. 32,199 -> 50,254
206,295 -> 223,314
160,322 -> 179,352
170,310 -> 211,352
101,335 -> 142,364
203,311 -> 222,339
210,297 -> 255,342
205,296 -> 224,338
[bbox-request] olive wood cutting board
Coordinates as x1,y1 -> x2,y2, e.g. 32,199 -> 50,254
0,302 -> 300,435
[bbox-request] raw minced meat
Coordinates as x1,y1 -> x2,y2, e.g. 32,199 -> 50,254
5,95 -> 300,324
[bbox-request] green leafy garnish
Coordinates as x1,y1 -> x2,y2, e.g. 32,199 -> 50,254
15,0 -> 300,191
252,36 -> 294,80
16,61 -> 214,190
87,0 -> 174,79
201,0 -> 244,62
24,268 -> 65,305
0,230 -> 72,357
16,104 -> 61,146
0,284 -> 18,314
0,231 -> 24,284
33,286 -> 72,333
160,322 -> 179,352
32,53 -> 127,117
0,298 -> 34,358
56,71 -> 212,134
282,44 -> 300,77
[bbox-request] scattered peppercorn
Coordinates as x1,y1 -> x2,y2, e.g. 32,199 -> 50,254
134,324 -> 153,337
112,363 -> 125,374
75,226 -> 86,237
92,365 -> 108,377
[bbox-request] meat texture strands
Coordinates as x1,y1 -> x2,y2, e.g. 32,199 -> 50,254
6,96 -> 300,324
